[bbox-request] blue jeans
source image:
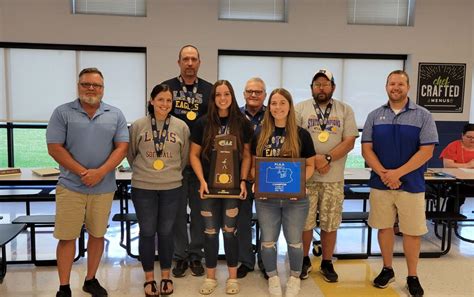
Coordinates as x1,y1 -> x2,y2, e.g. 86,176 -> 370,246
131,186 -> 182,271
236,181 -> 262,269
256,197 -> 309,278
173,166 -> 204,262
201,198 -> 241,268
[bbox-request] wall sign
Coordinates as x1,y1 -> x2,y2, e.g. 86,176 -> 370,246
417,63 -> 466,113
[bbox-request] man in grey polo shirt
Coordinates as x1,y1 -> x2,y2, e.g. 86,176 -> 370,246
47,68 -> 129,297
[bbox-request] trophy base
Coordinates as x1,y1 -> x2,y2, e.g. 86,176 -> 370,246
203,188 -> 241,199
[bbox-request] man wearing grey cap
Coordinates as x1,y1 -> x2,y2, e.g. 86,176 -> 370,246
295,69 -> 359,282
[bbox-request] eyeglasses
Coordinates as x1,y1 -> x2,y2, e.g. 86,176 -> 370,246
79,82 -> 104,90
463,135 -> 474,140
245,90 -> 264,96
312,83 -> 332,88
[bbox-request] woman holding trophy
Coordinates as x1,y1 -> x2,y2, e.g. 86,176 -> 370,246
127,84 -> 190,296
189,80 -> 253,295
251,88 -> 315,297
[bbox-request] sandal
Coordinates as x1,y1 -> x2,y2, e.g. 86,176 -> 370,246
144,280 -> 159,296
160,279 -> 174,295
226,278 -> 240,295
199,278 -> 217,295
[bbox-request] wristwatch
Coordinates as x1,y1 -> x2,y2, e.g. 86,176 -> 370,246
324,154 -> 332,164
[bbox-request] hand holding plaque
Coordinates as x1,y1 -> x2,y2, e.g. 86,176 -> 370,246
203,134 -> 241,198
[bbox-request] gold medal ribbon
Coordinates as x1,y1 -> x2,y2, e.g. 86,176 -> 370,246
313,100 -> 333,142
178,76 -> 199,121
150,113 -> 171,170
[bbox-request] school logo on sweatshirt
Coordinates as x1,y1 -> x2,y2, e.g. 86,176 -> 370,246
144,131 -> 177,143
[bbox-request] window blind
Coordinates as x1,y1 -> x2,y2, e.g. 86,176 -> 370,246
347,0 -> 414,26
72,0 -> 146,17
219,0 -> 286,22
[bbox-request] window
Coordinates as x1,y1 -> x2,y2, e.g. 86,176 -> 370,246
2,46 -> 146,123
79,51 -> 146,123
218,51 -> 406,168
72,0 -> 146,17
219,0 -> 286,22
0,49 -> 5,121
219,52 -> 405,128
1,43 -> 146,168
13,126 -> 57,168
347,0 -> 415,26
9,49 -> 76,122
471,73 -> 474,122
0,127 -> 6,168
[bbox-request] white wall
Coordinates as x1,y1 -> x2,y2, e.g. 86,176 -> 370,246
0,0 -> 472,121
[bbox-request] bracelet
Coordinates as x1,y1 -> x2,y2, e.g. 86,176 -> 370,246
240,178 -> 247,183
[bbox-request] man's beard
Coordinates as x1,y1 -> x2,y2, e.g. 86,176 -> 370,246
312,92 -> 332,104
80,95 -> 101,105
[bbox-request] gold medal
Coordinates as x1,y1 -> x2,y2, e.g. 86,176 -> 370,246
186,111 -> 197,121
153,159 -> 165,171
318,131 -> 330,143
218,173 -> 230,184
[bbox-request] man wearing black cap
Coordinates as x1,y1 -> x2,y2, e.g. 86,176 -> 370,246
295,69 -> 359,282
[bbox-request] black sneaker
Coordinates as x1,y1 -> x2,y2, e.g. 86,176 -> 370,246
406,276 -> 424,297
237,265 -> 254,278
373,267 -> 395,288
172,259 -> 188,277
82,278 -> 108,296
56,290 -> 71,297
319,262 -> 338,282
189,260 -> 205,276
300,256 -> 313,280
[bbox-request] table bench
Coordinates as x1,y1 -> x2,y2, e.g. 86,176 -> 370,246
11,215 -> 85,265
0,223 -> 26,283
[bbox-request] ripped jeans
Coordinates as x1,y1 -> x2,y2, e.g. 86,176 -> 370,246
255,197 -> 309,278
201,198 -> 241,268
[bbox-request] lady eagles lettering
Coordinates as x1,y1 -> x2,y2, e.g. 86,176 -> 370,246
143,130 -> 177,159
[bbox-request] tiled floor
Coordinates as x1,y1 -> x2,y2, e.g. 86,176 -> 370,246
1,199 -> 473,297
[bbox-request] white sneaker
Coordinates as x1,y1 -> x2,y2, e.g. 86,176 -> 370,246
285,276 -> 301,297
268,275 -> 282,297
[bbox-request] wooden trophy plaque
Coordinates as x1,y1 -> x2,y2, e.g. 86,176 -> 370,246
203,134 -> 241,198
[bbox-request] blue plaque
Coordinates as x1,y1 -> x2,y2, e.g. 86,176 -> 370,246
254,157 -> 306,199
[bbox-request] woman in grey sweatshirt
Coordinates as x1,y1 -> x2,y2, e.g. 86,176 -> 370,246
127,84 -> 190,296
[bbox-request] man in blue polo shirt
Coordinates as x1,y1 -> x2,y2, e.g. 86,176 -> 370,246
47,67 -> 129,297
361,70 -> 438,297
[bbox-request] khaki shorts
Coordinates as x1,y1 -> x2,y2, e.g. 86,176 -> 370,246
304,181 -> 344,232
54,185 -> 114,240
368,188 -> 428,236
